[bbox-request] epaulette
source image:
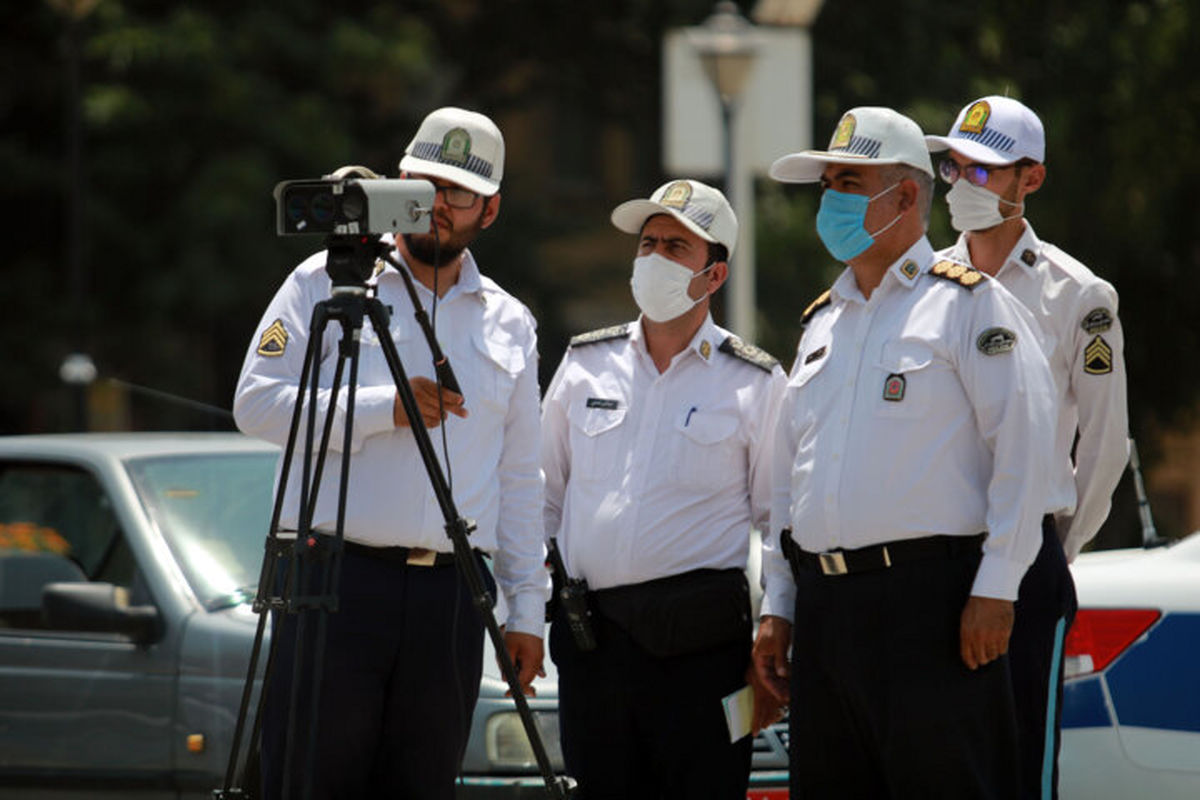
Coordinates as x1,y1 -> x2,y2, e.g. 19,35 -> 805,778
800,289 -> 832,326
569,323 -> 632,348
718,336 -> 779,373
929,259 -> 984,289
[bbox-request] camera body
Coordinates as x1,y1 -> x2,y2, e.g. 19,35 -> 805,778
274,177 -> 435,236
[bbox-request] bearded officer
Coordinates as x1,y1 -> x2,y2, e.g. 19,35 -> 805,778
234,107 -> 548,799
753,106 -> 1057,798
926,95 -> 1129,799
541,179 -> 786,798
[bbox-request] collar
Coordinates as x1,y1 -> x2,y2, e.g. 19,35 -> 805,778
1004,221 -> 1043,269
833,236 -> 935,304
375,235 -> 485,301
632,312 -> 721,367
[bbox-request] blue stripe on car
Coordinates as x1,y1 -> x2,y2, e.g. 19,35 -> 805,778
1062,676 -> 1110,729
1107,613 -> 1200,733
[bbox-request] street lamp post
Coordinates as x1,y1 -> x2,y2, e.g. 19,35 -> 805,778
688,2 -> 761,343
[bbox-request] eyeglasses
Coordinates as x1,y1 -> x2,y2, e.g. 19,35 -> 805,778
938,159 -> 1017,187
432,183 -> 480,209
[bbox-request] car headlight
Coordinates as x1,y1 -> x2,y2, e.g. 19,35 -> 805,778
484,711 -> 563,770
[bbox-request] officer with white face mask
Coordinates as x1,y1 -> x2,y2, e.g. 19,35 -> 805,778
541,179 -> 786,798
926,96 -> 1130,800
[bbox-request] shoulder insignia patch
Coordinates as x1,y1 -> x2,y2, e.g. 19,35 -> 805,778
257,319 -> 288,357
719,336 -> 780,373
801,289 -> 832,326
930,259 -> 983,289
569,323 -> 632,348
977,327 -> 1017,356
1084,335 -> 1113,374
1081,307 -> 1114,334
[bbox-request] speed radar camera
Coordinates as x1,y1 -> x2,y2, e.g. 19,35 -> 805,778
274,166 -> 434,236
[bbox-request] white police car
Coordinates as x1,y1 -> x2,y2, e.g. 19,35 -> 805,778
1060,531 -> 1200,798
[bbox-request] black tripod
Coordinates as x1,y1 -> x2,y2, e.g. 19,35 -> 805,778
217,234 -> 572,799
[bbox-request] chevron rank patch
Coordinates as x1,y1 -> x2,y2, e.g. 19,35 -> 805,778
977,327 -> 1016,356
1081,307 -> 1114,334
1084,335 -> 1113,374
256,319 -> 288,357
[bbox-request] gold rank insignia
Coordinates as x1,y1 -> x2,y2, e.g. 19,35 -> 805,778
930,259 -> 983,290
931,260 -> 952,276
959,270 -> 983,287
960,100 -> 991,134
1084,335 -> 1113,374
661,180 -> 693,209
900,259 -> 919,279
256,319 -> 288,357
699,339 -> 712,359
831,113 -> 856,149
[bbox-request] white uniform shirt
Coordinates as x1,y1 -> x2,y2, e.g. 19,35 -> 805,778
760,237 -> 1056,622
233,244 -> 549,636
941,223 -> 1129,561
542,314 -> 785,591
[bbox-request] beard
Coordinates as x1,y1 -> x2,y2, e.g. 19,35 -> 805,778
402,208 -> 486,268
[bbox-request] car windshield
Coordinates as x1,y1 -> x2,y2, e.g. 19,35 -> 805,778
125,451 -> 277,609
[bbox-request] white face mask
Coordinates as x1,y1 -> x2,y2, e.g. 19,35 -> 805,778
630,252 -> 713,323
946,179 -> 1023,232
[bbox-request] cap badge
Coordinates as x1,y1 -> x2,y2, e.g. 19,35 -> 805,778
660,181 -> 693,210
831,113 -> 856,150
960,101 -> 991,134
900,259 -> 919,279
883,373 -> 906,402
440,127 -> 471,166
700,339 -> 712,359
257,319 -> 288,357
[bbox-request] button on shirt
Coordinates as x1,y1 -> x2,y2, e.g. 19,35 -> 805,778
761,237 -> 1056,622
941,223 -> 1129,561
542,315 -> 785,591
233,244 -> 549,635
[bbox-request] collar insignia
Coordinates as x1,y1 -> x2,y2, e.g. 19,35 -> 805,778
900,259 -> 919,280
699,339 -> 712,359
1020,249 -> 1037,266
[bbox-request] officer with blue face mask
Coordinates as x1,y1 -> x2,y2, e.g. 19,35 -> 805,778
927,96 -> 1130,800
753,106 -> 1057,798
541,179 -> 787,798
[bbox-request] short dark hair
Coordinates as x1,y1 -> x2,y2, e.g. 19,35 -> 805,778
706,242 -> 729,266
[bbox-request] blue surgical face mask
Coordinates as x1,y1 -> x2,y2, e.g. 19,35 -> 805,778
815,183 -> 901,262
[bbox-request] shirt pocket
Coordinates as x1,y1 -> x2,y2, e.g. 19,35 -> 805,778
567,399 -> 628,481
471,331 -> 525,412
669,408 -> 741,488
874,339 -> 940,418
785,342 -> 833,429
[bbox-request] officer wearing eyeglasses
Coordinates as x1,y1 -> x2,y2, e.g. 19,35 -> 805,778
755,106 -> 1057,798
234,106 -> 548,799
926,96 -> 1130,800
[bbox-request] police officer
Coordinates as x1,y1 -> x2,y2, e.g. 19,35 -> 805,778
753,107 -> 1057,798
926,95 -> 1130,799
233,107 -> 548,799
541,179 -> 785,798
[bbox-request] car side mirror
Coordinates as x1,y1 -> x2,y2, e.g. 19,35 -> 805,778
42,582 -> 159,645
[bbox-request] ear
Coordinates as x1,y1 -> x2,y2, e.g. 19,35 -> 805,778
1021,163 -> 1046,196
897,178 -> 919,214
706,259 -> 730,294
480,193 -> 501,229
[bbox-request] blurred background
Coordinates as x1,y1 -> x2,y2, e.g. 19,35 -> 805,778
3,0 -> 1197,548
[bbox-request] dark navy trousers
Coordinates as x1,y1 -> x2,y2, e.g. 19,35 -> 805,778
788,543 -> 1019,799
551,607 -> 752,800
260,546 -> 491,800
1009,516 -> 1078,800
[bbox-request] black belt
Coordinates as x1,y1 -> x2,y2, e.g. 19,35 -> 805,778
341,538 -> 456,567
781,529 -> 985,577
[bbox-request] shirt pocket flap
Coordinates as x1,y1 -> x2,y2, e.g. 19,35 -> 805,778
879,340 -> 935,373
568,401 -> 627,437
473,331 -> 526,375
675,410 -> 738,445
788,346 -> 832,389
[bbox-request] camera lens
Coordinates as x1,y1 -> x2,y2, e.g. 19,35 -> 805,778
341,191 -> 364,222
310,192 -> 335,224
285,193 -> 307,223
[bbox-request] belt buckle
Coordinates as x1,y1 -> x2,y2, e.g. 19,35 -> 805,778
406,548 -> 438,567
818,551 -> 848,576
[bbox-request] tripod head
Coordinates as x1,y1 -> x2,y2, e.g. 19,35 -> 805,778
324,234 -> 393,288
